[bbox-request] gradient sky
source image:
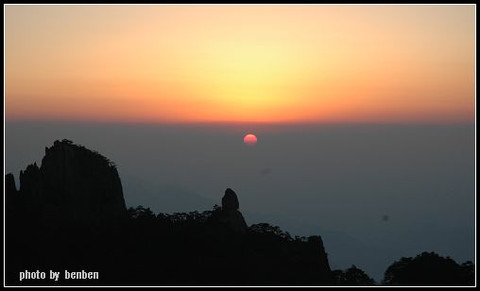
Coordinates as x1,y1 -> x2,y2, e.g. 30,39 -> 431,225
5,4 -> 475,123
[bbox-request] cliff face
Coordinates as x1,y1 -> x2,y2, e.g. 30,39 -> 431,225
8,139 -> 127,228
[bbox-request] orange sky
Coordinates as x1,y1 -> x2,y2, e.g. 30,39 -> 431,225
5,5 -> 476,124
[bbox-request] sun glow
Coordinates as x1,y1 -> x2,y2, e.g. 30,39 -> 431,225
5,5 -> 474,124
181,38 -> 309,123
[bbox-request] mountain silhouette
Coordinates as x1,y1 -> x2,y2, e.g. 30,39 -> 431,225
5,140 -> 334,286
6,140 -> 474,286
6,139 -> 127,229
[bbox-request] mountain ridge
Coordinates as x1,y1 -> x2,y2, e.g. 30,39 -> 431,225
5,139 -> 334,286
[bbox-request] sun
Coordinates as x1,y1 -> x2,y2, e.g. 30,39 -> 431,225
243,133 -> 258,146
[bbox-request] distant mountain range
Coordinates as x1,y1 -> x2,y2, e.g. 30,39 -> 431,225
122,176 -> 216,214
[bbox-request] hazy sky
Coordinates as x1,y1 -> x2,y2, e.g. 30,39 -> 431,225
3,4 -> 476,282
5,121 -> 475,281
5,4 -> 475,123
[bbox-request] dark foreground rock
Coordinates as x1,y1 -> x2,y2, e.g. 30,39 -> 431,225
7,139 -> 127,229
5,140 -> 333,286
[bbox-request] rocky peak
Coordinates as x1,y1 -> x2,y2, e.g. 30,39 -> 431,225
7,139 -> 127,228
222,188 -> 239,211
218,188 -> 248,233
5,173 -> 17,194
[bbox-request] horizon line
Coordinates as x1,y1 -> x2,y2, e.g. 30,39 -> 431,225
4,118 -> 476,127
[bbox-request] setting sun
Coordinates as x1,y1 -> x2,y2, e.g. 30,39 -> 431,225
243,133 -> 258,146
